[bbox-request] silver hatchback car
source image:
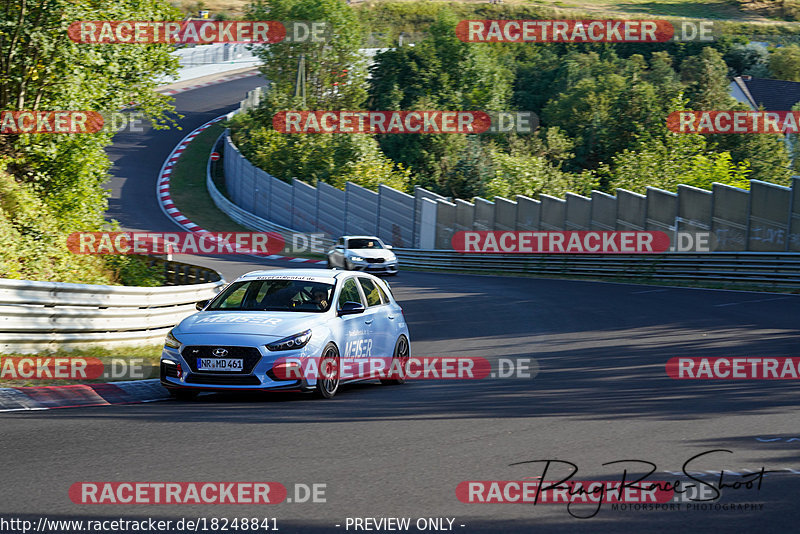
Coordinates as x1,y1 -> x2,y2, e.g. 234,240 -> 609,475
160,269 -> 410,400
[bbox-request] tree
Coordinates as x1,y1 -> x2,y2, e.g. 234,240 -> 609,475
0,0 -> 179,283
724,43 -> 770,78
0,0 -> 179,229
680,47 -> 735,110
485,150 -> 596,200
604,132 -> 751,194
769,44 -> 800,81
248,0 -> 367,111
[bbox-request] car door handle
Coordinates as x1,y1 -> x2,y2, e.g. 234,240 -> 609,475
387,315 -> 395,320
364,319 -> 373,325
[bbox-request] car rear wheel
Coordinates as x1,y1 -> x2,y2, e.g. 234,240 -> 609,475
381,335 -> 410,385
315,343 -> 340,399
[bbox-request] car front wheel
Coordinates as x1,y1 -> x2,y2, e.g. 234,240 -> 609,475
315,343 -> 340,399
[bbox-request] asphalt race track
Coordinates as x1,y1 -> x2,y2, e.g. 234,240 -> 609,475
2,76 -> 800,533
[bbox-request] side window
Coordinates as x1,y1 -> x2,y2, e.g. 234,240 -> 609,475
338,278 -> 363,309
358,277 -> 383,307
376,283 -> 390,304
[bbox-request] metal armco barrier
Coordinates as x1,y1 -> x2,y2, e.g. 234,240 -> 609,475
0,259 -> 225,354
393,249 -> 800,289
151,257 -> 223,285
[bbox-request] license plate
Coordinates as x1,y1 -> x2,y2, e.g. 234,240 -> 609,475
197,358 -> 244,372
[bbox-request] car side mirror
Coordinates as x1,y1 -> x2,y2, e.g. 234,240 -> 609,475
338,301 -> 365,316
385,245 -> 393,250
196,299 -> 209,311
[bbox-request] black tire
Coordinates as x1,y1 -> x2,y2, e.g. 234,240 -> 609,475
314,343 -> 340,399
381,335 -> 410,385
169,389 -> 198,401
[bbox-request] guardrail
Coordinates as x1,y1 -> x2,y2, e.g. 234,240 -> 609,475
393,249 -> 800,289
0,258 -> 226,354
150,256 -> 222,285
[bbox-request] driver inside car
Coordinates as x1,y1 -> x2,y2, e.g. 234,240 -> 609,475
312,288 -> 329,310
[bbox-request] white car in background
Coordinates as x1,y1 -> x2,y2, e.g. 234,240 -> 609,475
327,236 -> 399,275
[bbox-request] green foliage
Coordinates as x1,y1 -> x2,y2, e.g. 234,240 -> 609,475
0,166 -> 162,285
485,150 -> 597,200
769,44 -> 800,81
603,131 -> 751,194
679,47 -> 736,110
230,113 -> 411,192
248,0 -> 367,110
232,3 -> 798,206
0,0 -> 179,284
724,43 -> 770,78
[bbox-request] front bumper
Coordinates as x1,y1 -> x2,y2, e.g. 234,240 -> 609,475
349,261 -> 399,274
160,345 -> 314,392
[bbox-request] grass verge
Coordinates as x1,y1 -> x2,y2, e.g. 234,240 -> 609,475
168,122 -> 326,260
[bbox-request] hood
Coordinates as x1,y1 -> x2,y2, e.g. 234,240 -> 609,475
175,311 -> 327,338
349,248 -> 395,260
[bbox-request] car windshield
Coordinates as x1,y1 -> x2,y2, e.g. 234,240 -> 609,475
207,279 -> 335,312
348,238 -> 383,249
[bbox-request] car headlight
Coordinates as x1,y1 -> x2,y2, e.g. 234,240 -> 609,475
266,330 -> 312,351
165,329 -> 182,349
350,256 -> 365,262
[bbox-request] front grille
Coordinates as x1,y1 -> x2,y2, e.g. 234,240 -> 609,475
181,346 -> 262,373
161,362 -> 179,378
365,258 -> 385,264
185,373 -> 262,386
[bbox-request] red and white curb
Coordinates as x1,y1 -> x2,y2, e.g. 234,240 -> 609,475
157,70 -> 260,96
0,380 -> 169,412
156,116 -> 325,265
